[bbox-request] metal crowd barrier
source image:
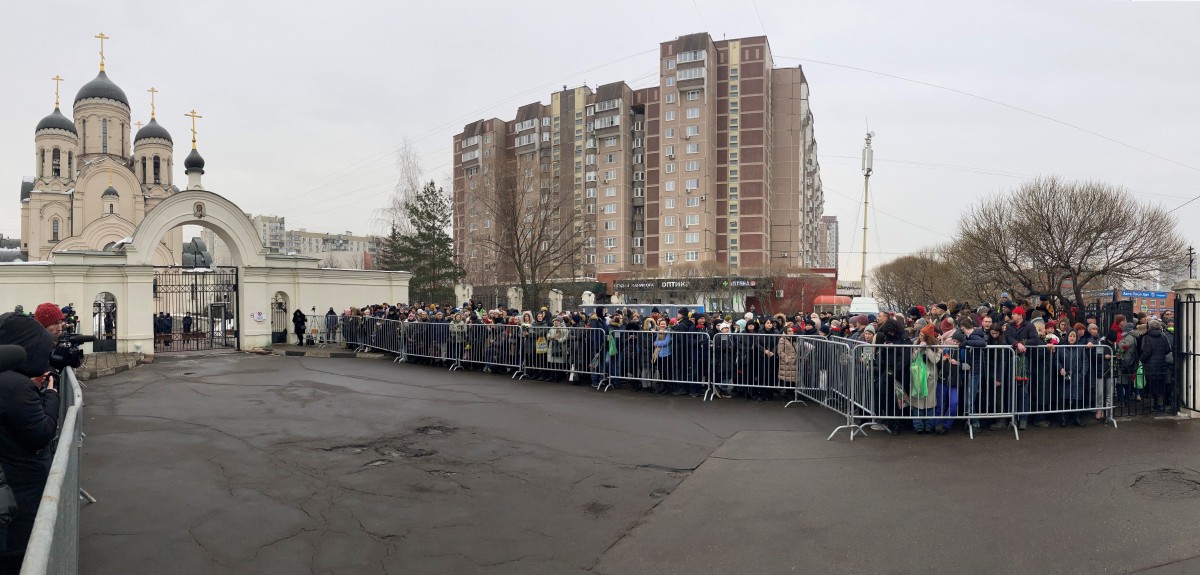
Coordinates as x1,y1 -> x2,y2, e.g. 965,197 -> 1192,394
22,366 -> 83,575
458,323 -> 524,377
1015,344 -> 1117,428
608,330 -> 709,395
706,332 -> 794,401
521,325 -> 611,387
399,321 -> 452,365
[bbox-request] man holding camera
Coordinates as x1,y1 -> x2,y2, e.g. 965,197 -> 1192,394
0,305 -> 63,566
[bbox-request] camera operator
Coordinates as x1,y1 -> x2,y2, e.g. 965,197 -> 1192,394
0,311 -> 61,567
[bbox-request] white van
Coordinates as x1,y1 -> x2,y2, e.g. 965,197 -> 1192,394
848,297 -> 880,315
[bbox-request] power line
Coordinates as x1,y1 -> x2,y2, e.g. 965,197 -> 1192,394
775,55 -> 1200,175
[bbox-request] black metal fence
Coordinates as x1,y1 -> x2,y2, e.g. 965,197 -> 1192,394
152,267 -> 240,352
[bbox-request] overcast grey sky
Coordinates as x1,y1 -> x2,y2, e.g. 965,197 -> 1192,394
5,0 -> 1199,277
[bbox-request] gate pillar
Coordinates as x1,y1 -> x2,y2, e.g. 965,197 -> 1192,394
240,267 -> 272,350
123,266 -> 156,356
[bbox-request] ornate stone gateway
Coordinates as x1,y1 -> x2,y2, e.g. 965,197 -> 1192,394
152,266 -> 239,352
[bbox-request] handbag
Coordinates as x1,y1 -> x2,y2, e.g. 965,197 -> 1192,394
535,336 -> 548,354
909,352 -> 929,399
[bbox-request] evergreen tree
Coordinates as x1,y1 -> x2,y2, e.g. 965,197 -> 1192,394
392,181 -> 463,304
375,225 -> 404,271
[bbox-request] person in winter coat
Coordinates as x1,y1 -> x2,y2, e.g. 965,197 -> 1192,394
958,317 -> 989,431
713,323 -> 737,398
776,325 -> 799,386
1139,320 -> 1173,412
1003,306 -> 1043,430
1116,322 -> 1139,405
292,309 -> 307,345
324,307 -> 338,344
1055,329 -> 1090,426
1078,322 -> 1111,421
0,312 -> 60,561
911,324 -> 942,433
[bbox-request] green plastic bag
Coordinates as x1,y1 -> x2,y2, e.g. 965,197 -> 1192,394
910,352 -> 929,399
1134,364 -> 1145,390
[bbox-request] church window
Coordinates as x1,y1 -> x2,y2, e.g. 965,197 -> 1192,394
108,204 -> 114,214
153,156 -> 161,184
51,220 -> 59,241
121,123 -> 125,157
39,149 -> 45,178
52,148 -> 61,177
141,157 -> 147,182
67,152 -> 73,176
102,119 -> 108,154
81,120 -> 86,154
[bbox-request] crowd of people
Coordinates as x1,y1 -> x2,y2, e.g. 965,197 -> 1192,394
297,292 -> 1178,437
0,303 -> 70,570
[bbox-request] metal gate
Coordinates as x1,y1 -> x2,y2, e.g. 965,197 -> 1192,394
153,266 -> 239,352
270,296 -> 288,344
1176,293 -> 1196,414
92,295 -> 117,352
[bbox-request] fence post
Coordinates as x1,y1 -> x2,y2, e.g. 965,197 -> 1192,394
1173,281 -> 1200,416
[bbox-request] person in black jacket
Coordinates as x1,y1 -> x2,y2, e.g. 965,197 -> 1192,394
1140,320 -> 1173,412
1003,306 -> 1042,430
292,309 -> 307,345
0,312 -> 60,563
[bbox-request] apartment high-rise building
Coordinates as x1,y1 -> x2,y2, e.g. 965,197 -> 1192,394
251,214 -> 286,252
453,33 -> 825,291
818,215 -> 839,269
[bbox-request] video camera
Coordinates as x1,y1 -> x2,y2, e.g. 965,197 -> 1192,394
49,334 -> 94,371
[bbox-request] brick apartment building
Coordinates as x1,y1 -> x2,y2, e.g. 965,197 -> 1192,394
453,32 -> 827,303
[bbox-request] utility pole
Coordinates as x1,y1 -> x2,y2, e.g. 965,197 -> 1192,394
860,131 -> 874,296
1189,246 -> 1195,279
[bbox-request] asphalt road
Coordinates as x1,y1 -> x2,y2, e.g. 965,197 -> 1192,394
79,353 -> 1200,574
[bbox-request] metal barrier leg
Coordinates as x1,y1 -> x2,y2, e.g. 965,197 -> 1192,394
784,387 -> 808,408
80,488 -> 97,504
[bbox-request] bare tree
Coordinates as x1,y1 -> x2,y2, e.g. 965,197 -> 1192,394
872,247 -> 989,310
954,176 -> 1187,310
473,157 -> 583,308
373,137 -> 424,236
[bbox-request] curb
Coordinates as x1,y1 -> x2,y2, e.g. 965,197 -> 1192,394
269,348 -> 389,360
78,356 -> 145,381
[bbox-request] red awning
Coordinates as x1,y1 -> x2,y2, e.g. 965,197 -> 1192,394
813,295 -> 852,305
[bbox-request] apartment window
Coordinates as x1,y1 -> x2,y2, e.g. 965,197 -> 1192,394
584,237 -> 596,248
485,133 -> 493,144
603,203 -> 616,214
633,187 -> 645,197
587,254 -> 597,264
633,138 -> 643,148
666,92 -> 677,104
666,59 -> 676,70
594,115 -> 620,129
542,132 -> 551,142
686,197 -> 701,207
605,137 -> 617,147
604,153 -> 616,164
729,134 -> 739,147
729,168 -> 739,181
686,107 -> 700,119
605,186 -> 616,197
729,255 -> 738,266
604,170 -> 617,181
665,233 -> 675,245
665,198 -> 675,209
729,152 -> 739,165
585,105 -> 595,116
685,161 -> 699,172
687,90 -> 701,101
469,223 -> 478,232
730,85 -> 739,97
604,220 -> 617,230
729,118 -> 739,129
685,178 -> 699,190
664,216 -> 676,227
664,145 -> 675,157
595,99 -> 620,113
633,153 -> 643,164
665,128 -> 675,139
730,67 -> 739,80
469,180 -> 478,190
729,185 -> 739,199
686,143 -> 700,154
729,238 -> 738,250
585,155 -> 596,166
665,252 -> 677,263
730,101 -> 740,114
665,111 -> 676,122
516,133 -> 536,146
634,171 -> 645,181
729,220 -> 739,231
604,254 -> 617,264
665,163 -> 676,174
729,204 -> 739,216
677,67 -> 706,81
633,237 -> 644,248
586,172 -> 597,182
604,238 -> 617,248
685,232 -> 699,244
586,188 -> 597,198
685,125 -> 700,137
587,204 -> 596,214
634,254 -> 644,264
666,76 -> 676,86
664,180 -> 676,192
484,219 -> 491,229
677,50 -> 706,63
685,251 -> 698,262
685,215 -> 700,226
542,117 -> 551,127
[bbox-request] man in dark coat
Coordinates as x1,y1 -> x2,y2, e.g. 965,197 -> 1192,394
0,312 -> 60,563
1003,307 -> 1043,430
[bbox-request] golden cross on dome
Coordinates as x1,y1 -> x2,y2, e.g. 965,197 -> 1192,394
135,120 -> 144,131
147,87 -> 158,119
51,75 -> 63,107
95,32 -> 110,71
185,109 -> 203,149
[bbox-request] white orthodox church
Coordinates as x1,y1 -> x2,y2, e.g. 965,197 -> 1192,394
18,44 -> 204,265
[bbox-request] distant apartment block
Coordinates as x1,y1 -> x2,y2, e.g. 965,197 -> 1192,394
819,215 -> 839,269
453,32 -> 826,288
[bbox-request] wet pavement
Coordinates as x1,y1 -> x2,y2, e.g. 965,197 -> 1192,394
80,353 -> 1200,574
